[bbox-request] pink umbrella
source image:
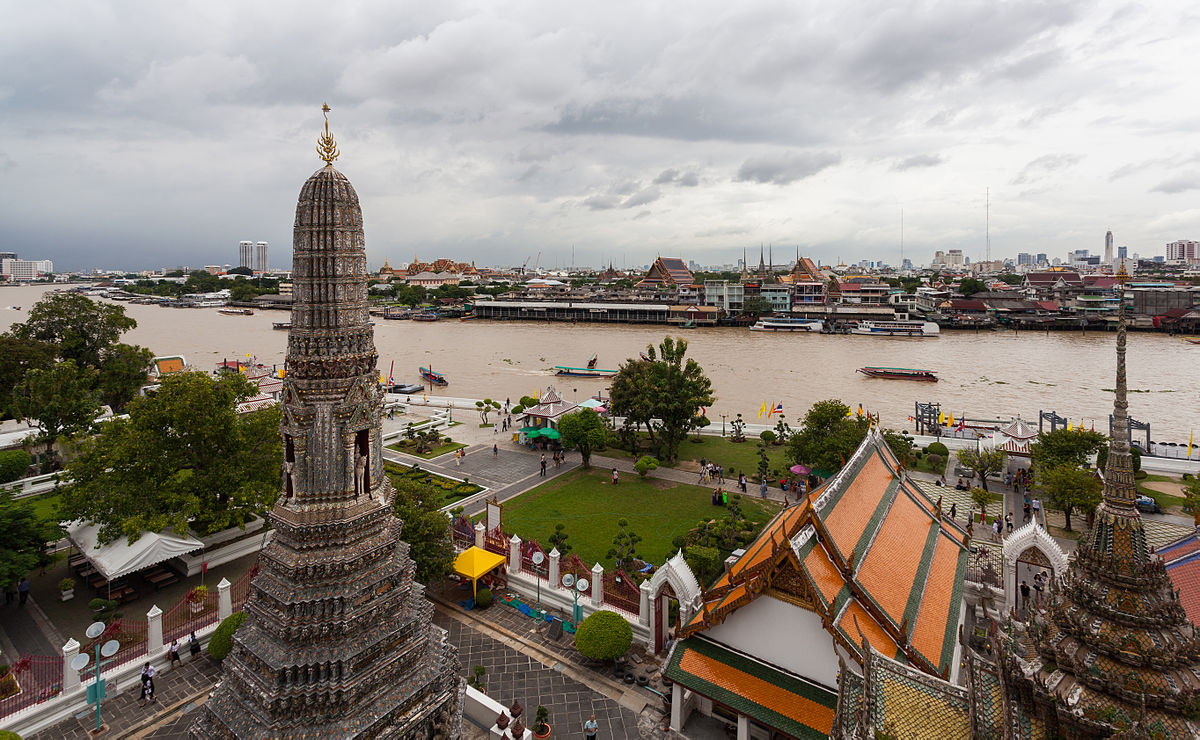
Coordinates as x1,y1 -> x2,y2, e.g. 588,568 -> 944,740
789,464 -> 811,475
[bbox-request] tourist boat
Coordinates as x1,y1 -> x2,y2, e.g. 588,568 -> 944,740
459,313 -> 479,321
639,351 -> 652,362
1181,336 -> 1200,345
857,366 -> 938,382
272,322 -> 291,330
749,317 -> 824,332
386,382 -> 425,394
849,320 -> 939,337
413,312 -> 441,322
419,366 -> 448,385
194,299 -> 227,308
218,308 -> 255,316
553,365 -> 617,378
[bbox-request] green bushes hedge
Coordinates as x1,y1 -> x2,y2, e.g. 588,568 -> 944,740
925,442 -> 949,458
574,610 -> 633,661
208,612 -> 247,660
0,449 -> 32,484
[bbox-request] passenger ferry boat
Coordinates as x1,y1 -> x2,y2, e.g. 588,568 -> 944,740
857,366 -> 938,381
218,308 -> 255,316
849,320 -> 939,337
749,317 -> 824,332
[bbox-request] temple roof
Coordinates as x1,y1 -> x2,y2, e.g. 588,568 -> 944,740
636,257 -> 694,287
681,430 -> 969,678
1160,527 -> 1200,625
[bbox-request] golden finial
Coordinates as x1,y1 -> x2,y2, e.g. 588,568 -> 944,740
316,102 -> 340,165
1115,259 -> 1130,286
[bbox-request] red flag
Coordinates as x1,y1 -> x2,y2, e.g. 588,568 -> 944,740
202,561 -> 208,575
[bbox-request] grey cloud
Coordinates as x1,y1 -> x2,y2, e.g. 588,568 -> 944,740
1011,154 -> 1083,184
678,172 -> 699,187
581,194 -> 622,210
653,168 -> 700,187
736,152 -> 841,185
1152,173 -> 1200,194
892,154 -> 943,171
654,169 -> 680,185
623,187 -> 662,208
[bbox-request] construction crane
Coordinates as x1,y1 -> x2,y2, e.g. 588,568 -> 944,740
532,251 -> 542,274
520,255 -> 531,274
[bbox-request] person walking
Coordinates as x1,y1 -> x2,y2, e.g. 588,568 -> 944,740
492,443 -> 498,457
540,455 -> 547,477
1019,580 -> 1031,614
760,479 -> 767,498
168,639 -> 182,667
17,577 -> 30,606
455,449 -> 461,467
139,662 -> 157,705
1005,513 -> 1013,534
611,468 -> 619,485
493,422 -> 498,435
4,580 -> 15,604
949,502 -> 957,520
583,714 -> 598,740
188,631 -> 201,661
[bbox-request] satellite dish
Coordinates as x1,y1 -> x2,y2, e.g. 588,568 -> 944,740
532,552 -> 545,565
577,578 -> 590,592
101,640 -> 120,658
561,574 -> 574,588
71,654 -> 90,672
85,622 -> 106,639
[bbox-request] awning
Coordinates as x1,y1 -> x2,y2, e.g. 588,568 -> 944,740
540,428 -> 561,440
67,521 -> 204,581
524,429 -> 542,438
578,398 -> 605,409
518,426 -> 541,434
453,546 -> 507,598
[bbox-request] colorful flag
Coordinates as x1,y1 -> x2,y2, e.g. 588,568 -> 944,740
947,412 -> 955,426
768,402 -> 783,418
758,401 -> 767,419
1067,420 -> 1073,431
1189,430 -> 1194,459
938,412 -> 945,425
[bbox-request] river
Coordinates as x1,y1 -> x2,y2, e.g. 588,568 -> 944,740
2,284 -> 1197,440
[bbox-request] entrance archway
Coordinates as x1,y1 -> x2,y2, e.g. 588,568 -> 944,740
1002,521 -> 1068,617
643,551 -> 703,654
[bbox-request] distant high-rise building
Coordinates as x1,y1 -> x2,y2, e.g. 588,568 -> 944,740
1166,239 -> 1198,263
0,251 -> 16,261
1036,253 -> 1048,264
1118,246 -> 1128,259
1017,253 -> 1033,266
255,241 -> 268,272
1,258 -> 53,280
238,240 -> 253,269
1105,230 -> 1114,264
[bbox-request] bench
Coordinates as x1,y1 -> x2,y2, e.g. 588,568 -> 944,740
110,585 -> 138,604
145,569 -> 179,590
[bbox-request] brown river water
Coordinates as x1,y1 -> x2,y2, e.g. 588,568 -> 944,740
3,284 -> 1197,440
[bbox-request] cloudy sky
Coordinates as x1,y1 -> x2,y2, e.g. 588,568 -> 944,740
4,1 -> 1200,272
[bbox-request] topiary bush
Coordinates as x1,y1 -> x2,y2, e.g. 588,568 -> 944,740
759,430 -> 776,444
0,728 -> 21,739
925,442 -> 949,458
208,611 -> 247,660
0,449 -> 33,484
634,456 -> 659,477
475,587 -> 493,608
574,610 -> 633,661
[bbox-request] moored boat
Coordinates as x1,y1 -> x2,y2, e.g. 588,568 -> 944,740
218,308 -> 255,316
386,382 -> 425,394
749,317 -> 824,332
273,322 -> 291,330
419,366 -> 448,385
554,365 -> 617,378
849,320 -> 939,337
1181,336 -> 1200,345
857,366 -> 938,381
412,312 -> 440,322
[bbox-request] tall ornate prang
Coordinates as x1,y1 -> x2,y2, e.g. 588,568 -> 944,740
998,257 -> 1200,738
192,107 -> 463,739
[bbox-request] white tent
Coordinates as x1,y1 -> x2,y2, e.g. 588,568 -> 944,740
67,521 -> 204,580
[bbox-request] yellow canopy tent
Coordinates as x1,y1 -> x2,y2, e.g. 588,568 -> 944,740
453,546 -> 507,598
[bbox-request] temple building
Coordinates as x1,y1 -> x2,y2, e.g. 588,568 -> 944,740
666,429 -> 971,738
636,256 -> 694,288
192,107 -> 463,738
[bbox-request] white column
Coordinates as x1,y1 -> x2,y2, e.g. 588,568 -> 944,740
474,522 -> 486,548
62,638 -> 81,692
639,581 -> 652,627
670,683 -> 684,732
509,535 -> 522,574
591,562 -> 604,607
147,604 -> 164,655
548,548 -> 560,588
737,714 -> 750,740
218,577 -> 233,621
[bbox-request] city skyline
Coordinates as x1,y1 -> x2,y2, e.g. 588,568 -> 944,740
4,2 -> 1200,271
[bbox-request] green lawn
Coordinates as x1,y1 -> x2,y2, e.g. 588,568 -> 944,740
604,434 -> 793,483
386,439 -> 468,459
384,462 -> 482,508
499,468 -> 780,568
26,490 -> 64,524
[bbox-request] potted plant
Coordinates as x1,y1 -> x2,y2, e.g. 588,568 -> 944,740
532,705 -> 550,738
59,577 -> 76,602
187,585 -> 209,613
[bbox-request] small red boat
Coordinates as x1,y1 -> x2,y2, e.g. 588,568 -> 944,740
856,366 -> 938,382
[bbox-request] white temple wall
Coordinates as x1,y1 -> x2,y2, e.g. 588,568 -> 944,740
704,596 -> 839,689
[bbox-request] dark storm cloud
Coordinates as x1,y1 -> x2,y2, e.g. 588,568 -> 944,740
735,152 -> 841,185
892,154 -> 943,171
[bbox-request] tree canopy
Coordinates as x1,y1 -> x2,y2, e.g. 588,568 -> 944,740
390,475 -> 455,585
0,335 -> 57,420
740,295 -> 773,317
0,491 -> 62,588
557,409 -> 608,467
10,292 -> 137,370
1039,464 -> 1102,531
62,371 -> 281,545
956,447 -> 1007,491
13,360 -> 101,444
785,400 -> 869,473
1030,428 -> 1107,476
608,337 -> 714,463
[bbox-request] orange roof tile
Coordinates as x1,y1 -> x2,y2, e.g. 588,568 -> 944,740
856,493 -> 932,624
822,453 -> 892,556
910,533 -> 961,667
679,647 -> 835,735
838,598 -> 899,656
803,544 -> 845,605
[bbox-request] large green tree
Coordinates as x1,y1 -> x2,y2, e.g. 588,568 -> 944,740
557,409 -> 608,468
10,292 -> 137,370
0,491 -> 62,589
1029,428 -> 1108,475
955,447 -> 1008,492
1039,464 -> 1102,531
13,360 -> 101,446
0,335 -> 57,420
740,295 -> 772,317
785,400 -> 869,473
391,476 -> 455,585
609,337 -> 714,463
957,278 -> 987,296
97,343 -> 156,413
61,371 -> 281,545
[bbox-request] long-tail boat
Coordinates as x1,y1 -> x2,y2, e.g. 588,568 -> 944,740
419,366 -> 448,385
856,366 -> 938,381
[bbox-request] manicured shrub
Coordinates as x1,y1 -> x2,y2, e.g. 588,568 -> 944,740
759,431 -> 776,444
634,456 -> 659,477
925,442 -> 949,458
0,730 -> 20,740
208,611 -> 248,660
0,449 -> 32,484
926,454 -> 944,470
574,610 -> 633,661
475,588 -> 493,608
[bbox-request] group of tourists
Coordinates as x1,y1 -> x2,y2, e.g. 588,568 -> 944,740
1018,569 -> 1052,615
697,459 -> 725,484
138,631 -> 203,707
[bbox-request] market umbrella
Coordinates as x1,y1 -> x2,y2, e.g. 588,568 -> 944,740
789,464 -> 811,476
518,426 -> 541,434
540,428 -> 561,440
524,428 -> 542,438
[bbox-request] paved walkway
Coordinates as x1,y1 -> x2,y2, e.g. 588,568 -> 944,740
0,594 -> 60,658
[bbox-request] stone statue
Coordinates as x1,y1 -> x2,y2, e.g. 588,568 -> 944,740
354,448 -> 367,499
284,461 -> 296,498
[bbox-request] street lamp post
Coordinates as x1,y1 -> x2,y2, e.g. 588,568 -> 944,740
532,551 -> 545,614
76,621 -> 120,735
561,574 -> 590,625
720,413 -> 728,437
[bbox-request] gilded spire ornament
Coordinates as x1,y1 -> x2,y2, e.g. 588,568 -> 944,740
316,102 -> 340,165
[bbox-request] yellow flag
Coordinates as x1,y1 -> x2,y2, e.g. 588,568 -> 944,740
847,406 -> 854,417
948,412 -> 955,426
1188,430 -> 1194,458
1067,420 -> 1073,431
938,412 -> 945,425
759,401 -> 767,419
277,368 -> 285,378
